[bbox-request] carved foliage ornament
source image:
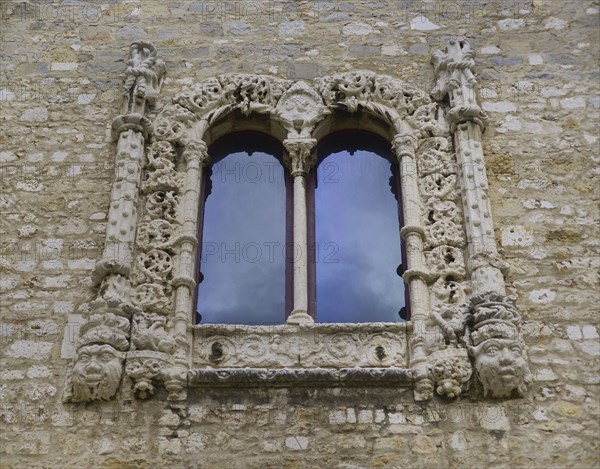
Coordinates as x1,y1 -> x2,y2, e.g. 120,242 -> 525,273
65,39 -> 531,403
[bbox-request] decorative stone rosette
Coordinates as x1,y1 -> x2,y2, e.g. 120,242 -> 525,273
428,348 -> 472,399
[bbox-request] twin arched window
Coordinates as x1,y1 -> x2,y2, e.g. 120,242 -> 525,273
196,131 -> 407,325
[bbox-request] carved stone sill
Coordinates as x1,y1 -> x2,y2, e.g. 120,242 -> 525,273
191,323 -> 408,369
188,367 -> 417,388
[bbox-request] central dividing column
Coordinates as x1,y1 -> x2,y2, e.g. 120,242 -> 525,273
284,138 -> 317,325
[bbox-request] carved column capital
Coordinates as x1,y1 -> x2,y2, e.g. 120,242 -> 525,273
392,119 -> 418,161
183,140 -> 210,167
392,133 -> 418,162
283,138 -> 317,177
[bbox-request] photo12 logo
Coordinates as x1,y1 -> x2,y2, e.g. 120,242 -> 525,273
0,80 -> 121,105
200,241 -> 340,264
1,1 -> 140,24
194,1 -> 343,23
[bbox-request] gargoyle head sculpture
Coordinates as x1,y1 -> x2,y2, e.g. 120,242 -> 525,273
71,344 -> 125,401
468,293 -> 532,398
65,300 -> 130,402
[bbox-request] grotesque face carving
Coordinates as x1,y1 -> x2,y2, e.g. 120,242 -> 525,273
471,338 -> 531,398
72,344 -> 124,402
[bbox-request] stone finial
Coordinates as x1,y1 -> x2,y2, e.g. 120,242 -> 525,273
122,41 -> 166,115
431,39 -> 488,130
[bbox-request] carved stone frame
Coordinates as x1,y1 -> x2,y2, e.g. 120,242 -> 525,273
64,39 -> 531,404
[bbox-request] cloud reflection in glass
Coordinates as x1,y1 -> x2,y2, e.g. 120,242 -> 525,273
197,145 -> 286,325
315,145 -> 405,323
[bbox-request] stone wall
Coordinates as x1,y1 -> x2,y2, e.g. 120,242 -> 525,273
1,1 -> 598,468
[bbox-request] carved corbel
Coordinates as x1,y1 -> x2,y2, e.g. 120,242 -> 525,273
63,299 -> 131,402
467,292 -> 532,398
124,349 -> 188,401
428,348 -> 472,399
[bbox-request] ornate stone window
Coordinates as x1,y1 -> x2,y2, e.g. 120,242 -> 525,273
64,39 -> 532,404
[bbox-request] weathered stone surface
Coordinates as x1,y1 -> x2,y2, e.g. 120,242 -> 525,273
1,1 -> 598,467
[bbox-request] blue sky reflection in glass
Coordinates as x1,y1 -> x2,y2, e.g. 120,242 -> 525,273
198,149 -> 286,325
315,148 -> 405,323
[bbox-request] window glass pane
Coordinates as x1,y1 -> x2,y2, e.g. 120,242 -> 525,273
197,146 -> 286,325
315,145 -> 405,323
